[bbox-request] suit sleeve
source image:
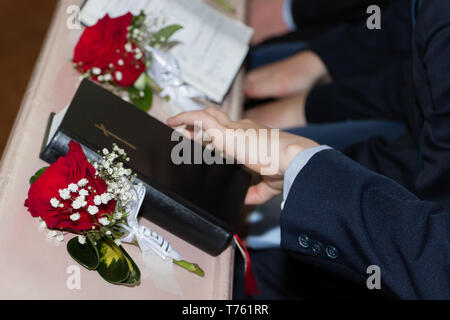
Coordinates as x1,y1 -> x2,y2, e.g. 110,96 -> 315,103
308,0 -> 412,79
281,149 -> 450,299
305,60 -> 412,123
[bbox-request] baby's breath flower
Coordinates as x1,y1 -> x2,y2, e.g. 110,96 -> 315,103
47,230 -> 57,238
56,233 -> 64,242
39,220 -> 47,229
78,178 -> 88,187
94,195 -> 102,206
50,197 -> 60,208
72,196 -> 87,210
115,71 -> 123,82
68,183 -> 78,193
99,217 -> 110,226
109,182 -> 118,190
88,205 -> 99,215
70,213 -> 81,221
124,42 -> 133,52
59,188 -> 71,200
78,235 -> 86,245
101,193 -> 113,204
79,188 -> 89,197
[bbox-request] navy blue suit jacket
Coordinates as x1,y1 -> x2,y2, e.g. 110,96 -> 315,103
281,149 -> 449,299
306,0 -> 450,210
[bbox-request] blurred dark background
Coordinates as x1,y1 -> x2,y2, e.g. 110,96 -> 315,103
0,0 -> 58,158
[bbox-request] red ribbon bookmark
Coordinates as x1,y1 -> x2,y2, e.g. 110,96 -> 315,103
233,234 -> 259,296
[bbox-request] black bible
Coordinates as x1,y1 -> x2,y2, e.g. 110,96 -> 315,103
41,79 -> 251,256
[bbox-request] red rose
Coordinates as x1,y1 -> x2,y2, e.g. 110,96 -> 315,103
25,141 -> 116,232
73,13 -> 146,87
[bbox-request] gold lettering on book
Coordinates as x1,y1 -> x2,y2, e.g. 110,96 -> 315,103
94,123 -> 137,150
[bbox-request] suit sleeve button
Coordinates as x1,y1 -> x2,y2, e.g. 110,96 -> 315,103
311,241 -> 324,255
325,245 -> 339,259
298,234 -> 311,248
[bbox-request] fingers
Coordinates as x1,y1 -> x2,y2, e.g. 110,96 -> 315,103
203,107 -> 231,125
167,110 -> 223,131
244,181 -> 281,205
245,51 -> 326,100
244,64 -> 284,99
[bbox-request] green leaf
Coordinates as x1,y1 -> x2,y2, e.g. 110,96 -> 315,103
131,10 -> 146,29
128,85 -> 153,112
173,260 -> 205,277
67,237 -> 99,270
120,245 -> 141,285
213,0 -> 234,12
153,24 -> 183,42
29,167 -> 49,185
95,237 -> 130,284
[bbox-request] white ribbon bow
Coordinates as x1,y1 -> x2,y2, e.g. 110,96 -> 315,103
119,184 -> 182,261
146,46 -> 205,112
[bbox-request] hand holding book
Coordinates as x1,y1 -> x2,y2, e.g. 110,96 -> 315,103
167,107 -> 319,205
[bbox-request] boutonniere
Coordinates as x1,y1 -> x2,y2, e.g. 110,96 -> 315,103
25,141 -> 203,286
72,11 -> 182,112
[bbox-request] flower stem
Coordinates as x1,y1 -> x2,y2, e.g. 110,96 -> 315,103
173,260 -> 205,277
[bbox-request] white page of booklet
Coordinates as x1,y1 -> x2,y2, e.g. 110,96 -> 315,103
80,0 -> 253,103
